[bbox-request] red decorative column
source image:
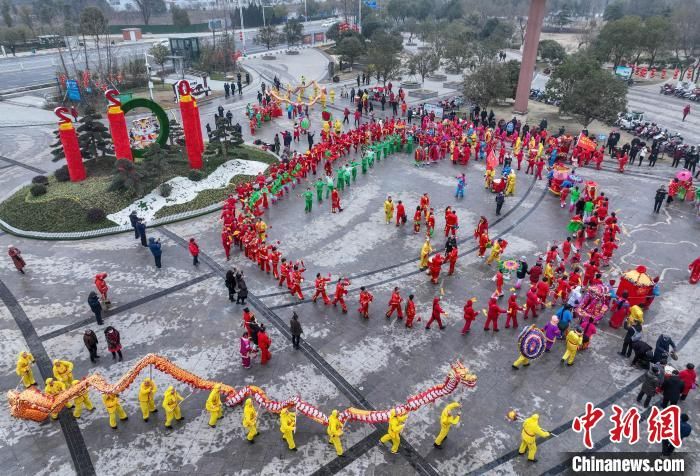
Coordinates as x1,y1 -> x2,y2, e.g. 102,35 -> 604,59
107,105 -> 133,161
177,81 -> 203,169
58,121 -> 86,182
513,0 -> 547,114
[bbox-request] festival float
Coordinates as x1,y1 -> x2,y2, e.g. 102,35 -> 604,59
675,170 -> 696,202
7,354 -> 477,426
548,163 -> 581,195
617,265 -> 655,306
574,283 -> 610,323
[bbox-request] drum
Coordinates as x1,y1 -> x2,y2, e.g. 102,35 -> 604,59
518,325 -> 546,360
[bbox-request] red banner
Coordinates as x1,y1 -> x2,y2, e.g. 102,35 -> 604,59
577,134 -> 597,153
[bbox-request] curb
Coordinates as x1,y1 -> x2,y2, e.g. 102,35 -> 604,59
0,145 -> 279,241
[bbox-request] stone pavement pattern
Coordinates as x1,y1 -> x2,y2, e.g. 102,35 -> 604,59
1,49 -> 699,476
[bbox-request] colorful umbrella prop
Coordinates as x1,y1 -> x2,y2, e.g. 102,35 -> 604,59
518,325 -> 546,360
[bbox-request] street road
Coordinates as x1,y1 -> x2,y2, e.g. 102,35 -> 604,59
0,20 -> 330,91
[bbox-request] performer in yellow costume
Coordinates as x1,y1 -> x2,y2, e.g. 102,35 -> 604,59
72,380 -> 94,418
379,409 -> 408,454
16,351 -> 36,387
434,402 -> 461,448
255,219 -> 267,242
45,378 -> 72,419
138,378 -> 157,421
327,409 -> 344,456
486,240 -> 502,265
562,327 -> 583,366
206,384 -> 223,428
514,137 -> 522,155
419,239 -> 433,269
102,393 -> 128,429
162,386 -> 184,428
505,171 -> 516,196
52,359 -> 74,388
384,196 -> 394,224
334,119 -> 342,134
518,413 -> 550,462
280,407 -> 297,450
242,398 -> 258,442
484,169 -> 495,189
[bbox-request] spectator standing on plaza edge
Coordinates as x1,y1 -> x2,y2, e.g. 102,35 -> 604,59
236,274 -> 248,305
290,312 -> 303,349
225,269 -> 237,302
189,238 -> 200,266
148,237 -> 162,268
83,329 -> 100,364
128,210 -> 140,239
87,291 -> 104,325
7,245 -> 26,274
136,219 -> 148,247
104,326 -> 123,361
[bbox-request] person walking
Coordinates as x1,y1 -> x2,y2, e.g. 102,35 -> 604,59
148,237 -> 162,268
682,104 -> 691,121
636,362 -> 662,407
7,245 -> 26,274
258,324 -> 271,364
290,312 -> 303,349
87,291 -> 103,325
495,191 -> 505,216
104,326 -> 123,361
188,238 -> 200,266
83,329 -> 100,364
653,186 -> 667,213
679,363 -> 697,401
136,219 -> 147,247
225,269 -> 237,302
620,316 -> 642,357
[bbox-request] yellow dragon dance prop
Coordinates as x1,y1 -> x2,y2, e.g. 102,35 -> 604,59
269,80 -> 326,108
8,354 -> 476,426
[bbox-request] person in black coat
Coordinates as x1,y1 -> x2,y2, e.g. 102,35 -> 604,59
128,210 -> 140,239
83,329 -> 100,363
88,291 -> 103,325
661,370 -> 685,407
630,340 -> 653,368
653,334 -> 677,363
515,256 -> 529,289
236,275 -> 248,305
248,316 -> 260,348
620,319 -> 643,357
225,269 -> 237,302
136,219 -> 147,247
290,312 -> 303,349
636,362 -> 663,407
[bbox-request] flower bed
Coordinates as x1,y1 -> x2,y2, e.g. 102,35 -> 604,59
0,145 -> 276,234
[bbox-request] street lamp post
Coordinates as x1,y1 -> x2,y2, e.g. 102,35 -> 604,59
238,0 -> 245,52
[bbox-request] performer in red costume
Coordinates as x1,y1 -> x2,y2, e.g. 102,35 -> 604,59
332,277 -> 350,313
689,257 -> 700,284
312,273 -> 331,305
445,209 -> 458,237
396,200 -> 406,227
289,263 -> 306,300
447,247 -> 458,275
493,270 -> 505,298
505,294 -> 523,329
331,189 -> 342,213
385,287 -> 404,319
405,294 -> 416,328
221,228 -> 233,260
358,287 -> 373,318
278,258 -> 289,288
428,253 -> 444,284
524,287 -> 540,319
535,278 -> 550,310
478,231 -> 490,257
474,216 -> 488,241
484,297 -> 507,331
461,299 -> 477,334
425,296 -> 447,330
269,246 -> 281,278
413,206 -> 422,234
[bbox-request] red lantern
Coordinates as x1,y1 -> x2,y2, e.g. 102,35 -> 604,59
687,69 -> 693,79
673,68 -> 679,79
650,68 -> 656,78
177,81 -> 203,170
105,90 -> 133,161
54,107 -> 86,182
616,265 -> 654,306
661,68 -> 667,79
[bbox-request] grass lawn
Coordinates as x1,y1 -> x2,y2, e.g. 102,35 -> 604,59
0,145 -> 276,233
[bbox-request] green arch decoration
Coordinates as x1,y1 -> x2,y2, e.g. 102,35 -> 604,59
120,97 -> 170,158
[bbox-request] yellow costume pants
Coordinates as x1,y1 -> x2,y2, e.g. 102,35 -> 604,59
21,370 -> 36,387
329,435 -> 343,456
434,424 -> 451,446
385,211 -> 393,223
73,396 -> 94,418
165,407 -> 182,427
108,404 -> 127,428
512,354 -> 530,368
244,424 -> 258,441
380,432 -> 401,453
208,408 -> 223,427
562,348 -> 578,365
140,398 -> 156,420
486,252 -> 501,265
519,437 -> 537,460
282,430 -> 296,449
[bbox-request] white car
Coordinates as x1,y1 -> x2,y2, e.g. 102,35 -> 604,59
322,20 -> 339,28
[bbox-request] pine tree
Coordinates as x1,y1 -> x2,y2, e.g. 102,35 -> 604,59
50,129 -> 66,162
168,118 -> 185,147
209,116 -> 243,157
76,105 -> 113,160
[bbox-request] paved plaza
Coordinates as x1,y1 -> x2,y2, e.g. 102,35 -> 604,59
1,49 -> 699,476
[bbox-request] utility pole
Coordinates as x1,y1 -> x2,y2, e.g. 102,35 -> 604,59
238,0 -> 246,53
304,0 -> 308,22
358,0 -> 362,34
